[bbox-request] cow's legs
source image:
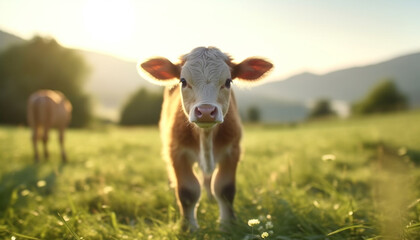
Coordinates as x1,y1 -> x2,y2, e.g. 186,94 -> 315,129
42,127 -> 49,160
173,158 -> 201,231
212,145 -> 240,227
32,127 -> 39,163
59,128 -> 67,163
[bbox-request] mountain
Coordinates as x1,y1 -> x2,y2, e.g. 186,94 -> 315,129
1,29 -> 419,123
0,30 -> 25,52
253,52 -> 420,107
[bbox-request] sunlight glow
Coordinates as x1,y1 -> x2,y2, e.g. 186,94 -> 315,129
0,0 -> 419,80
82,0 -> 135,52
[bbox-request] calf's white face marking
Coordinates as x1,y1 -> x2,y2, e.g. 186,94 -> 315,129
179,51 -> 232,128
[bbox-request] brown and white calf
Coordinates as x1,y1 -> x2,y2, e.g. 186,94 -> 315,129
138,47 -> 272,230
27,90 -> 72,163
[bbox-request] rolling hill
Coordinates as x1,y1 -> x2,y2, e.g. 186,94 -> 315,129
253,52 -> 420,107
1,29 -> 419,122
0,29 -> 25,51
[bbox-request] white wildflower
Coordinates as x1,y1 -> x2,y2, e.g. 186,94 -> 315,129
322,154 -> 336,161
248,219 -> 260,227
37,180 -> 46,188
261,232 -> 269,238
21,189 -> 30,196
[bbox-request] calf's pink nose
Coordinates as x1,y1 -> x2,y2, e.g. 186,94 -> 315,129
195,104 -> 217,122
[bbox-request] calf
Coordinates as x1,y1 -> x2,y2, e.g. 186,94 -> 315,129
138,47 -> 272,230
27,90 -> 72,163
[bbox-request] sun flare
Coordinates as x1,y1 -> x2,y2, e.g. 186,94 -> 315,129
83,0 -> 135,46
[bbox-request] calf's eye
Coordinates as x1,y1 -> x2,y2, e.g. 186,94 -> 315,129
180,78 -> 187,88
225,78 -> 232,89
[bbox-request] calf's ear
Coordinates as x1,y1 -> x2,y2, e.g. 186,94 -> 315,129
138,58 -> 180,86
232,58 -> 273,81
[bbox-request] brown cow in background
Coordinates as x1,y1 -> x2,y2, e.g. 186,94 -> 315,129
27,90 -> 72,163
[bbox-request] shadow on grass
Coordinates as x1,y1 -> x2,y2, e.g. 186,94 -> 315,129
0,162 -> 65,217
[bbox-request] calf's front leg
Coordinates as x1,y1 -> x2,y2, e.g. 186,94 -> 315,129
212,145 -> 240,227
172,155 -> 201,231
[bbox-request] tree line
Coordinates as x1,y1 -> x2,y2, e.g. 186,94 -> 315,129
309,79 -> 408,119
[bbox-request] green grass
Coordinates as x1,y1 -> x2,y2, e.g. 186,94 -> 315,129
1,111 -> 420,239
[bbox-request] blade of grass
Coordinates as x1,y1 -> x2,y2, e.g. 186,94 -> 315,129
0,226 -> 40,240
406,222 -> 420,231
365,236 -> 382,240
67,194 -> 77,215
110,211 -> 120,232
6,232 -> 40,240
327,224 -> 372,236
57,212 -> 81,240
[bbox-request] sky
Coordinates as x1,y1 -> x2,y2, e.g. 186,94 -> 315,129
1,0 -> 419,81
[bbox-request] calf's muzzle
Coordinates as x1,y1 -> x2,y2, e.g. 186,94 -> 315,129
192,104 -> 222,128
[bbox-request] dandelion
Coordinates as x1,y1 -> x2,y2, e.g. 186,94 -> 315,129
37,180 -> 46,188
11,236 -> 16,240
265,221 -> 273,229
248,219 -> 260,227
261,232 -> 269,238
322,154 -> 336,162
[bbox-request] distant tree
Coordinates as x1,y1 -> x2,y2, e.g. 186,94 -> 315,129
352,79 -> 408,114
247,106 -> 261,122
309,98 -> 336,119
120,88 -> 163,125
0,36 -> 91,127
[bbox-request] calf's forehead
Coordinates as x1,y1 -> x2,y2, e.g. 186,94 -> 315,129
181,47 -> 232,84
182,60 -> 231,84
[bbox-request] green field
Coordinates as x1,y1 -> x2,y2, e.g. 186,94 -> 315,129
1,111 -> 420,240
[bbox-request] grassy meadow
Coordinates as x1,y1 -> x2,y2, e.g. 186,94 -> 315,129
1,111 -> 420,239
